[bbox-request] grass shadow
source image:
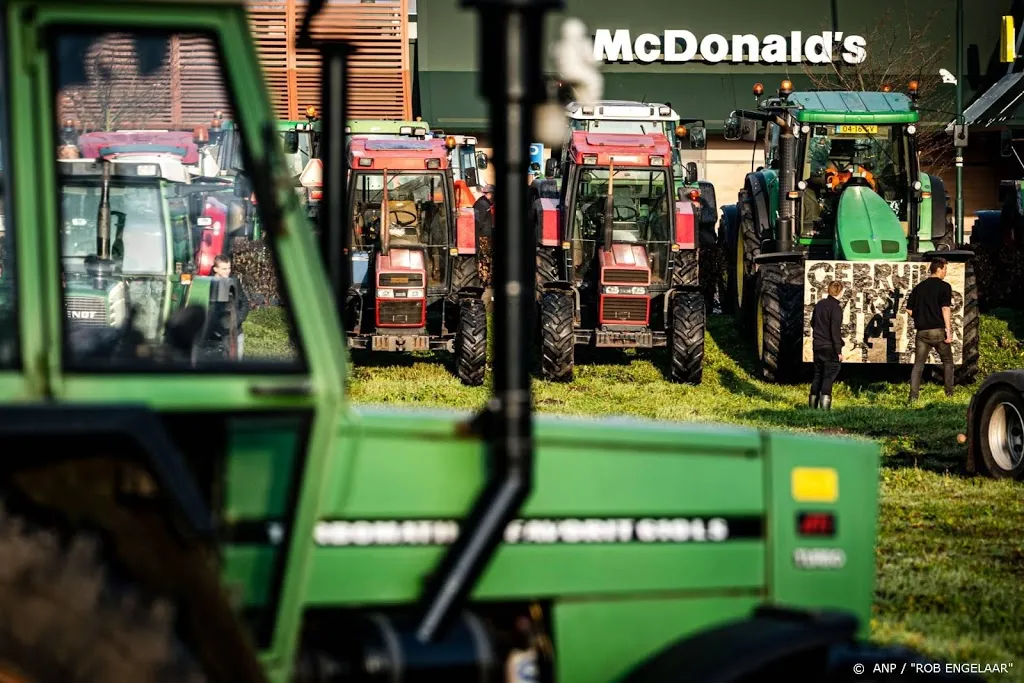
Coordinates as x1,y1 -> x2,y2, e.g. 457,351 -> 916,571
743,402 -> 971,475
717,367 -> 779,402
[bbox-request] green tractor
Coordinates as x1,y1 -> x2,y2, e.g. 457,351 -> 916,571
0,1 -> 981,682
59,157 -> 241,359
719,80 -> 980,384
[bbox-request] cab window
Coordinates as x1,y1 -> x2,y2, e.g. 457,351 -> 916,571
53,30 -> 302,371
0,15 -> 15,367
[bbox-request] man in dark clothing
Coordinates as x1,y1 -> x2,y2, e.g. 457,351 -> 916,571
809,280 -> 845,409
212,254 -> 250,359
907,256 -> 954,401
474,184 -> 495,287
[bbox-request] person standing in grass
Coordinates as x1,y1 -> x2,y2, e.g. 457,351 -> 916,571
907,256 -> 955,402
809,280 -> 845,410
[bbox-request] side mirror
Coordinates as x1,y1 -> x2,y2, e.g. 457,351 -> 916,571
545,157 -> 559,178
1000,128 -> 1013,157
690,126 -> 707,150
283,130 -> 299,155
476,151 -> 489,170
724,116 -> 743,141
685,162 -> 699,185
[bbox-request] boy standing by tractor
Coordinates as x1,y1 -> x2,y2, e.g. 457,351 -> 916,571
907,257 -> 955,401
809,280 -> 845,410
212,254 -> 250,359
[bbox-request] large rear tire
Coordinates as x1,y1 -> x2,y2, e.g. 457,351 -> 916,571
754,263 -> 804,383
451,255 -> 482,293
0,505 -> 204,683
671,250 -> 698,288
733,188 -> 760,333
540,289 -> 574,382
975,387 -> 1024,479
455,298 -> 487,386
536,247 -> 559,301
669,290 -> 705,384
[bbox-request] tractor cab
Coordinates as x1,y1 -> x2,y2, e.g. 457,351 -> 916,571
564,133 -> 677,303
58,158 -> 210,351
552,101 -> 706,188
728,82 -> 951,262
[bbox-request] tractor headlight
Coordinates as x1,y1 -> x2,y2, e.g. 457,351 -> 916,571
407,288 -> 424,298
906,124 -> 917,135
913,180 -> 922,190
604,286 -> 620,294
628,286 -> 647,295
377,288 -> 395,298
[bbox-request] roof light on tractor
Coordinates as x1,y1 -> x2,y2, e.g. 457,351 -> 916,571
445,135 -> 457,151
358,157 -> 373,167
306,105 -> 318,121
582,105 -> 595,115
193,126 -> 209,147
881,84 -> 893,92
659,106 -> 671,116
649,155 -> 665,166
464,136 -> 478,146
676,125 -> 688,139
582,154 -> 597,164
753,82 -> 765,97
425,158 -> 441,169
779,79 -> 793,97
687,188 -> 700,201
414,127 -> 428,137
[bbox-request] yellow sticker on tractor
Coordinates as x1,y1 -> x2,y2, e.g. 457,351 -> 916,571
791,467 -> 839,503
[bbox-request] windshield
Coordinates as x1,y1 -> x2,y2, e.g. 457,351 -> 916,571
571,167 -> 671,283
60,182 -> 167,275
351,171 -> 451,287
803,124 -> 906,201
571,119 -> 671,137
281,130 -> 315,176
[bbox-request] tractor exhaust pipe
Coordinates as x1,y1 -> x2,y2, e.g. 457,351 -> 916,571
415,0 -> 562,643
319,40 -> 353,307
777,130 -> 797,253
96,159 -> 113,260
603,160 -> 616,252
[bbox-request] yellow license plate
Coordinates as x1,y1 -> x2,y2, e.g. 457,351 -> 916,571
836,124 -> 878,135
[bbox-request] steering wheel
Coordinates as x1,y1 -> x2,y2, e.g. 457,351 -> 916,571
613,205 -> 638,221
389,209 -> 417,227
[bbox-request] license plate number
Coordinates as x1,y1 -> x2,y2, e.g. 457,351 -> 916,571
835,124 -> 878,135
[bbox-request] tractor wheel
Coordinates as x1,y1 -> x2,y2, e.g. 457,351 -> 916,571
671,250 -> 698,288
455,298 -> 487,386
669,290 -> 705,384
0,505 -> 204,683
718,205 -> 739,315
732,189 -> 760,333
451,255 -> 482,294
536,247 -> 559,301
929,260 -> 979,386
975,387 -> 1024,479
540,289 -> 574,382
754,263 -> 804,383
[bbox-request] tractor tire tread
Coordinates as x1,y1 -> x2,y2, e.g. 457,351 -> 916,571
540,290 -> 575,382
0,503 -> 205,683
456,297 -> 487,386
756,263 -> 804,384
670,290 -> 705,384
671,250 -> 699,288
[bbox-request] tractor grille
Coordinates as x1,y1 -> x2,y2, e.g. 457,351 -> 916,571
378,300 -> 423,326
602,296 -> 648,323
64,296 -> 108,326
604,269 -> 649,285
379,272 -> 424,288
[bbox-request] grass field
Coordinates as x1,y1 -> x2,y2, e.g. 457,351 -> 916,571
245,305 -> 1024,677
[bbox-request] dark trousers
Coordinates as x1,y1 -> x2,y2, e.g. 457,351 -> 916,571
810,346 -> 841,397
910,328 -> 954,398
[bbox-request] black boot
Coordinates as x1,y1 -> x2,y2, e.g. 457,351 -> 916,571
820,395 -> 833,410
808,394 -> 819,409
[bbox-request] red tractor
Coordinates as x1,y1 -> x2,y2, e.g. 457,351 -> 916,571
346,137 -> 487,385
534,131 -> 706,383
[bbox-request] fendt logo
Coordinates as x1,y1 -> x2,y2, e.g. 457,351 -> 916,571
594,30 -> 867,65
67,310 -> 98,320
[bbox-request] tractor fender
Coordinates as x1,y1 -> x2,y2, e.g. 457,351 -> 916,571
965,370 -> 1024,474
455,206 -> 477,254
535,197 -> 561,247
184,275 -> 215,315
744,171 -> 773,242
541,279 -> 574,292
622,605 -> 860,683
664,284 -> 701,321
0,405 -> 213,539
719,203 -> 739,249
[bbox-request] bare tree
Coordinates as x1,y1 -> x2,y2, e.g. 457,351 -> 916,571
60,34 -> 172,133
802,2 -> 954,174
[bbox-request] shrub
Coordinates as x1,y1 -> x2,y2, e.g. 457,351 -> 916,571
964,243 -> 1024,312
229,237 -> 281,309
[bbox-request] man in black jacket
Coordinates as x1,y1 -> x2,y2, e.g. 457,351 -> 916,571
907,256 -> 955,401
809,280 -> 845,409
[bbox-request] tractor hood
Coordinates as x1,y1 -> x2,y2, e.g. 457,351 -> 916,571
835,186 -> 907,261
600,244 -> 649,269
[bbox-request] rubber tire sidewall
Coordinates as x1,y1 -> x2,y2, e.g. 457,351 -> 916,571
977,387 -> 1024,480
